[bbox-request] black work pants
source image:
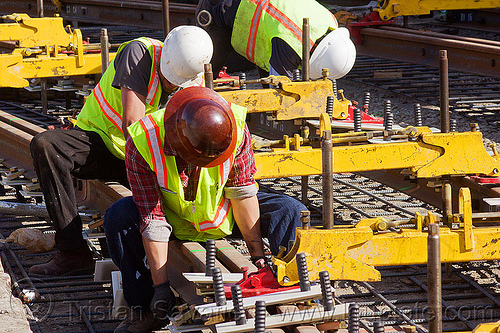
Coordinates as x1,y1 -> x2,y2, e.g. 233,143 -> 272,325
30,129 -> 127,251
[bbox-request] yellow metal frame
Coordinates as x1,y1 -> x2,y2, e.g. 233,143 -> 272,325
0,14 -> 116,87
220,77 -> 350,121
274,187 -> 500,285
376,0 -> 500,20
253,125 -> 500,179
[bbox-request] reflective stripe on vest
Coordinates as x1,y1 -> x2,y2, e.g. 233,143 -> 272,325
144,38 -> 162,105
246,0 -> 313,63
138,115 -> 168,189
94,82 -> 123,134
198,197 -> 230,231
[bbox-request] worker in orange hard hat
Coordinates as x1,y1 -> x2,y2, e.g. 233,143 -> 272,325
104,86 -> 306,332
29,26 -> 213,278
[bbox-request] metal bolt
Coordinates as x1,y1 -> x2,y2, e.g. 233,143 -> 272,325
205,239 -> 216,276
373,321 -> 385,333
239,73 -> 246,90
296,252 -> 311,291
413,103 -> 422,127
254,300 -> 266,333
450,118 -> 457,132
332,79 -> 338,99
384,112 -> 393,141
363,91 -> 371,110
353,107 -> 362,132
326,96 -> 334,120
212,267 -> 226,306
300,210 -> 310,229
383,100 -> 392,125
293,69 -> 301,82
231,284 -> 246,325
319,271 -> 334,311
348,303 -> 360,333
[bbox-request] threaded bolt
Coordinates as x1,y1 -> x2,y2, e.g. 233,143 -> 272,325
293,69 -> 301,82
450,118 -> 457,132
373,321 -> 385,333
384,100 -> 391,125
254,300 -> 266,333
296,252 -> 311,292
384,112 -> 393,141
231,284 -> 246,325
332,79 -> 338,99
363,92 -> 371,109
326,96 -> 334,120
353,107 -> 362,132
413,103 -> 422,127
239,73 -> 246,90
205,239 -> 216,276
319,271 -> 334,311
348,303 -> 360,333
212,267 -> 226,306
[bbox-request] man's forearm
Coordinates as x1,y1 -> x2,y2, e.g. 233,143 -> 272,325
121,87 -> 146,139
230,195 -> 264,258
142,237 -> 168,285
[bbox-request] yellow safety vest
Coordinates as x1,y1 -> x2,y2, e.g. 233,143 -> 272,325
127,104 -> 247,241
76,37 -> 164,159
231,0 -> 338,71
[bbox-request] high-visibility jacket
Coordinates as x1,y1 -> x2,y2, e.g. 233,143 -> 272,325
127,104 -> 247,242
76,37 -> 163,159
231,0 -> 338,72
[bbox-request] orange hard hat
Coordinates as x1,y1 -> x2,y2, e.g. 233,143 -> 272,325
164,86 -> 237,168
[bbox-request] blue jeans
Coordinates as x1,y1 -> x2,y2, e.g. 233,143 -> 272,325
103,191 -> 306,308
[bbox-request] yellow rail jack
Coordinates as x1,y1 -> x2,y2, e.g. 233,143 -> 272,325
0,13 -> 115,87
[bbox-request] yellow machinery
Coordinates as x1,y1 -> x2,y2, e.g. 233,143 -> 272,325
220,75 -> 350,121
215,76 -> 500,286
375,0 -> 500,20
0,13 -> 115,87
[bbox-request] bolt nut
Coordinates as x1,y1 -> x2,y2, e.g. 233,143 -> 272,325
283,276 -> 289,284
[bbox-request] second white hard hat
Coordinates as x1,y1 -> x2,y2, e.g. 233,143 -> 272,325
160,25 -> 214,87
309,27 -> 356,80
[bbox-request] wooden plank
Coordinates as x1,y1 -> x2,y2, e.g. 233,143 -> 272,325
181,241 -> 230,273
196,284 -> 319,317
215,303 -> 349,333
215,239 -> 258,273
294,326 -> 321,333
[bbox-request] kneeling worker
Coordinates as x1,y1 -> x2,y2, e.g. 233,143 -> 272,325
104,86 -> 306,332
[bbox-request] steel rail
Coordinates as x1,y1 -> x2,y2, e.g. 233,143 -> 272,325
356,25 -> 500,78
0,0 -> 196,29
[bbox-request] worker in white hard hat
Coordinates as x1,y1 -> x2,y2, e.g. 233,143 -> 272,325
29,25 -> 213,278
196,0 -> 356,80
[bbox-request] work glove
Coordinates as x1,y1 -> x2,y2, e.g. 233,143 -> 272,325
150,281 -> 176,321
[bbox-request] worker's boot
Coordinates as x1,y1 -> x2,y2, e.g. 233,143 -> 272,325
114,308 -> 168,333
29,245 -> 94,277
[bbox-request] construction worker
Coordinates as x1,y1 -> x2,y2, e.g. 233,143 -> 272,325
104,86 -> 306,332
196,0 -> 356,80
29,25 -> 213,277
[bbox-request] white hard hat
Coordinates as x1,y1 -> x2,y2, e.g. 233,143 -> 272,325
160,25 -> 213,87
309,27 -> 356,80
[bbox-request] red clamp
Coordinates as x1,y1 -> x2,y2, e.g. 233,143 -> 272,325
224,265 -> 299,299
470,175 -> 500,184
338,101 -> 383,125
348,11 -> 396,45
